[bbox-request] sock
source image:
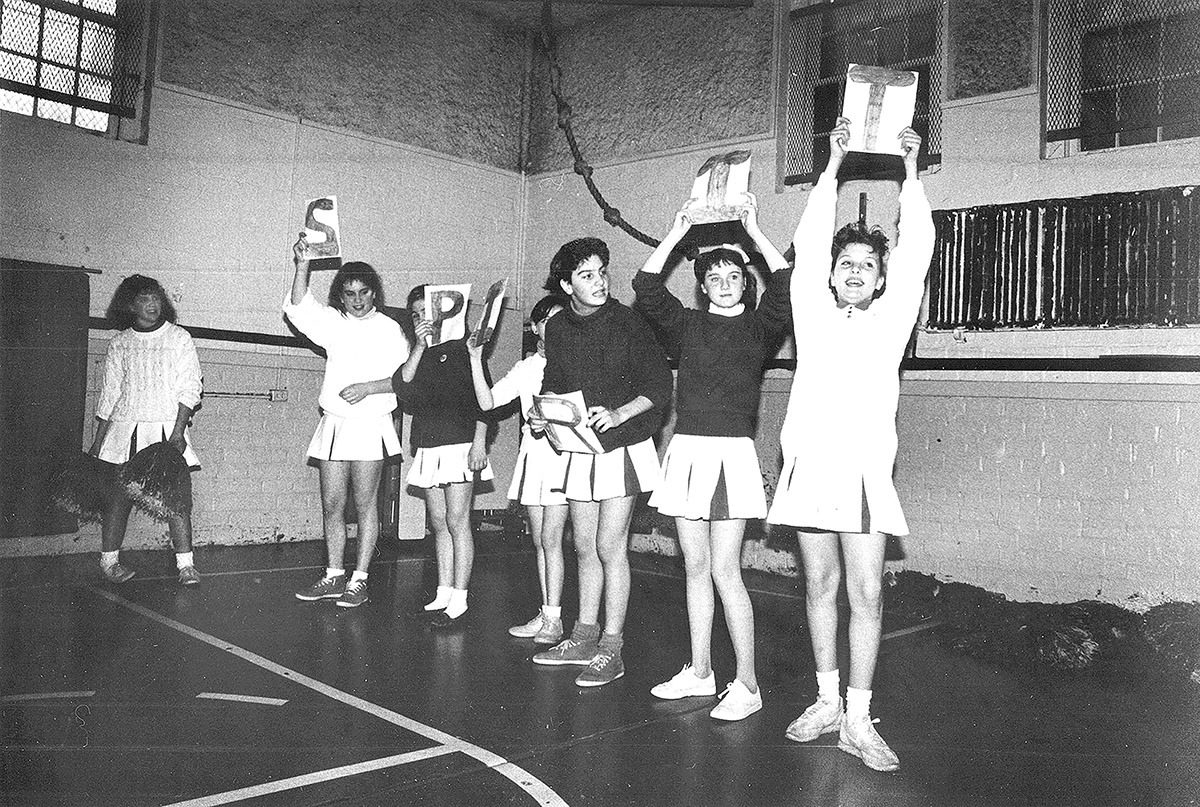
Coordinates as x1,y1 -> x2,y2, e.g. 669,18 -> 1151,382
846,686 -> 872,721
325,567 -> 345,579
444,588 -> 468,619
425,585 -> 452,611
816,669 -> 840,701
571,622 -> 600,643
598,631 -> 623,655
542,605 -> 562,619
101,551 -> 119,569
350,570 -> 369,584
175,552 -> 194,570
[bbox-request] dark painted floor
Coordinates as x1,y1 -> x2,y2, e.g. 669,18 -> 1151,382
2,530 -> 1197,807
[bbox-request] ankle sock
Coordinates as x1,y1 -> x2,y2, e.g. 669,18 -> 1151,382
598,631 -> 623,655
425,585 -> 452,611
101,551 -> 119,569
542,605 -> 562,619
571,622 -> 600,643
846,686 -> 872,721
175,552 -> 194,570
444,588 -> 468,619
325,567 -> 345,579
816,669 -> 840,701
350,570 -> 369,584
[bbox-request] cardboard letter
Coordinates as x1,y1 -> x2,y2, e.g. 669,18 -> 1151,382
425,284 -> 471,346
471,278 -> 508,348
303,196 -> 342,258
532,391 -> 603,454
685,151 -> 752,224
841,64 -> 918,155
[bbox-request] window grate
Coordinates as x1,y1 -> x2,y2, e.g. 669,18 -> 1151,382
927,185 -> 1199,329
1043,0 -> 1200,150
783,0 -> 943,184
0,0 -> 146,132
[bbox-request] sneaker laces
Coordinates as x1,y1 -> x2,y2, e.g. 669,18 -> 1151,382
553,638 -> 582,653
345,579 -> 366,593
586,651 -> 614,671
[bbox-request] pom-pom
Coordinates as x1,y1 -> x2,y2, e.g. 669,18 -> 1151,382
1142,601 -> 1200,683
49,452 -> 119,524
119,442 -> 192,523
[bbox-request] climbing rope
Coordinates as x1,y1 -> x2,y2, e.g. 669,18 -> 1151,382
538,1 -> 661,248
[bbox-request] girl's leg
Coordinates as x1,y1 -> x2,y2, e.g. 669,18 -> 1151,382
443,480 -> 475,589
540,503 -> 569,608
840,532 -> 887,690
424,486 -> 453,589
318,460 -> 351,569
100,493 -> 134,553
594,494 -> 636,637
797,531 -> 842,674
348,460 -> 384,574
165,511 -> 193,554
527,505 -> 549,605
675,518 -> 715,678
569,499 -> 603,627
709,518 -> 756,692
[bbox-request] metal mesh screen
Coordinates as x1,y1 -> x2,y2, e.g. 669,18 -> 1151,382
0,0 -> 145,131
1043,0 -> 1200,148
783,0 -> 943,184
927,185 -> 1200,329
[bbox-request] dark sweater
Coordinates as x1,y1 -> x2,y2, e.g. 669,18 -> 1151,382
541,298 -> 672,452
632,268 -> 792,438
392,338 -> 489,451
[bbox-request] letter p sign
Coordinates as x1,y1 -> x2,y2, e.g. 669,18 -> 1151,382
425,284 -> 471,346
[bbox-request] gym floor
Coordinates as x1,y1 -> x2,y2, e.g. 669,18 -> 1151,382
2,527 -> 1197,807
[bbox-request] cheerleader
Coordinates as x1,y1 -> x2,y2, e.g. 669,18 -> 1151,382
771,119 -> 933,771
530,238 -> 673,688
286,235 -> 408,608
395,285 -> 494,629
466,294 -> 570,645
633,193 -> 791,720
90,275 -> 203,585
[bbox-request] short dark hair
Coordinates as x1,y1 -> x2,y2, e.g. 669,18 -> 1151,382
329,261 -> 384,313
406,284 -> 427,310
530,293 -> 568,324
831,223 -> 890,267
545,237 -> 609,291
106,275 -> 177,329
693,248 -> 759,311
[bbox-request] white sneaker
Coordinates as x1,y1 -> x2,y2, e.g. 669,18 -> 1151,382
784,696 -> 842,742
838,715 -> 900,771
508,613 -> 543,638
710,680 -> 763,721
650,664 -> 717,700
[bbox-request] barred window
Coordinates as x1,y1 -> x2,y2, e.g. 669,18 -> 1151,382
1043,0 -> 1200,154
781,0 -> 944,185
927,185 -> 1199,330
0,0 -> 153,140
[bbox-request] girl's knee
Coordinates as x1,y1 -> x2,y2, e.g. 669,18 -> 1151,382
847,578 -> 883,612
805,568 -> 841,602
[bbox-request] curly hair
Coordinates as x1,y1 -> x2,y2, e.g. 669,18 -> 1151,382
328,261 -> 384,313
693,248 -> 758,311
545,237 -> 609,291
106,275 -> 177,329
530,293 -> 568,325
831,222 -> 890,267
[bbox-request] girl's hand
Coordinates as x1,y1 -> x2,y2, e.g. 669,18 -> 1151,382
669,200 -> 699,238
830,116 -> 852,161
525,406 -> 548,433
293,233 -> 312,263
587,405 -> 624,433
467,444 -> 488,471
339,383 -> 370,404
412,317 -> 434,345
898,126 -> 922,171
740,191 -> 761,235
466,333 -> 485,360
168,434 -> 187,455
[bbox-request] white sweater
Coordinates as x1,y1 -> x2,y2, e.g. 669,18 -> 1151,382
96,322 -> 203,423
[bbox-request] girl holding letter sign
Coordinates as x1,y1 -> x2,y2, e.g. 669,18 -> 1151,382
286,234 -> 408,609
466,294 -> 570,645
633,192 -> 792,721
530,238 -> 673,688
771,117 -> 933,771
395,284 -> 494,629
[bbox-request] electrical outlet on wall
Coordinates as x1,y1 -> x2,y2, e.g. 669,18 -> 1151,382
269,388 -> 288,402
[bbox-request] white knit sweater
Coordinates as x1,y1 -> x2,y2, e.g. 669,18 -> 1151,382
96,322 -> 203,423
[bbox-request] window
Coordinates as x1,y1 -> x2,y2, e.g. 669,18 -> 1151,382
0,0 -> 154,140
781,0 -> 944,185
1043,0 -> 1200,155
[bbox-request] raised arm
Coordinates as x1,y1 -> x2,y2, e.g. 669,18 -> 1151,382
792,117 -> 849,269
465,337 -> 496,411
290,234 -> 314,305
740,192 -> 788,272
879,127 -> 936,326
633,203 -> 694,348
398,317 -> 432,383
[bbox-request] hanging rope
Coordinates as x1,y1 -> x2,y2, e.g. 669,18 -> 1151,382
538,1 -> 661,248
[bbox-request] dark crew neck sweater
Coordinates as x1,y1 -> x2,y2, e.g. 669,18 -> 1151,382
541,298 -> 672,452
392,338 -> 489,451
632,268 -> 792,438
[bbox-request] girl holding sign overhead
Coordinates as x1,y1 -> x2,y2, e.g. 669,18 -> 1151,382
286,235 -> 408,609
772,118 -> 933,771
531,238 -> 673,688
394,284 -> 493,629
466,294 -> 570,645
633,192 -> 791,721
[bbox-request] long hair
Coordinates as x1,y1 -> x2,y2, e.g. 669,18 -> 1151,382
328,261 -> 385,313
106,275 -> 177,329
693,247 -> 759,311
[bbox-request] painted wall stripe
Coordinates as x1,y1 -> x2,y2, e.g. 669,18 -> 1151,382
195,692 -> 288,706
0,691 -> 96,702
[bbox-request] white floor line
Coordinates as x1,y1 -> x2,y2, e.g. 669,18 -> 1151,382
0,691 -> 96,702
195,692 -> 288,706
162,746 -> 457,807
89,587 -> 568,807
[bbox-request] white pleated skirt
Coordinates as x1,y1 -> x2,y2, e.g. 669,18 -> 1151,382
306,412 -> 401,462
97,421 -> 200,469
508,432 -> 569,507
559,438 -> 660,502
649,434 -> 767,521
406,442 -> 496,489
